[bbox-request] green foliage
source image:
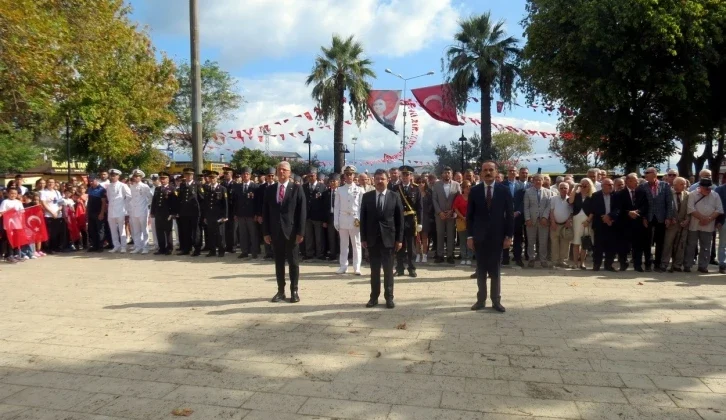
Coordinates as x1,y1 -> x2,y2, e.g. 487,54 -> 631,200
492,132 -> 534,167
289,154 -> 331,177
306,35 -> 376,174
443,12 -> 521,161
0,123 -> 41,173
433,132 -> 531,173
230,148 -> 280,174
169,60 -> 244,153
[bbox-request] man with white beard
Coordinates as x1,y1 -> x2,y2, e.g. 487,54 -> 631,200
334,165 -> 363,275
106,169 -> 132,253
127,169 -> 153,254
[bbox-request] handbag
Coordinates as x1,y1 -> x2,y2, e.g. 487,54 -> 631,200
581,227 -> 593,250
561,224 -> 575,242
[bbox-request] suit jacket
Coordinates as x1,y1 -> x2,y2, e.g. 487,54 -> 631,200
176,181 -> 201,217
466,182 -> 514,245
432,180 -> 461,214
523,187 -> 553,222
671,190 -> 690,223
501,179 -> 524,199
637,181 -> 674,223
262,181 -> 306,240
590,191 -> 620,230
231,182 -> 258,218
360,189 -> 404,249
322,187 -> 336,222
255,182 -> 274,217
201,183 -> 228,223
303,182 -> 328,222
616,188 -> 648,233
395,183 -> 422,231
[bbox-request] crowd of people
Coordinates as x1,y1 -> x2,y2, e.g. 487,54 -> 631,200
2,163 -> 725,277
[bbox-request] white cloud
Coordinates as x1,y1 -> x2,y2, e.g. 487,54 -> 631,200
138,0 -> 460,65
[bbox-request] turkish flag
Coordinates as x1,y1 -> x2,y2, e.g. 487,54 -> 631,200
65,206 -> 81,243
410,84 -> 463,126
2,208 -> 29,248
26,205 -> 49,244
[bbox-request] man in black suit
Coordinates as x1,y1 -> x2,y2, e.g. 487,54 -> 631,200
256,167 -> 277,259
201,171 -> 228,257
467,161 -> 513,313
618,173 -> 649,271
232,167 -> 259,259
263,161 -> 306,303
220,167 -> 237,253
303,169 -> 328,261
590,178 -> 620,271
361,169 -> 403,309
176,168 -> 202,256
150,172 -> 176,255
322,174 -> 340,261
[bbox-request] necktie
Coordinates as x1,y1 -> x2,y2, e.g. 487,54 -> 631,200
631,190 -> 635,204
537,189 -> 541,203
486,185 -> 492,208
243,184 -> 247,194
377,193 -> 383,211
676,192 -> 681,213
278,184 -> 285,204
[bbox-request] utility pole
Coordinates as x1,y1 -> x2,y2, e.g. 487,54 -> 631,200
190,0 -> 203,174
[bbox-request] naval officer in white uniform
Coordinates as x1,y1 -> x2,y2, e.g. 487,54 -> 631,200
128,169 -> 153,254
334,165 -> 363,275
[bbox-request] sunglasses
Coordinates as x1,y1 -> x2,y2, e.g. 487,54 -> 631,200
667,174 -> 677,177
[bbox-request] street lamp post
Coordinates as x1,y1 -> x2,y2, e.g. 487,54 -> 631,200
459,130 -> 467,173
385,69 -> 434,166
351,136 -> 357,164
303,133 -> 312,170
343,144 -> 350,167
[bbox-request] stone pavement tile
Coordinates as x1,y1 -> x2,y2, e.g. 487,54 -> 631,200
0,384 -> 25,400
387,404 -> 555,420
431,362 -> 495,379
701,377 -> 726,393
696,408 -> 726,420
241,392 -> 309,413
155,403 -> 249,420
493,367 -> 563,384
588,359 -> 680,376
674,364 -> 726,378
508,381 -> 628,404
575,401 -> 702,420
79,376 -> 179,399
666,343 -> 726,355
667,390 -> 726,410
93,395 -> 181,419
509,355 -> 593,371
499,335 -> 568,348
297,397 -> 391,420
1,387 -> 98,411
181,371 -> 288,392
559,371 -> 624,387
71,393 -> 122,413
334,369 -> 466,392
618,373 -> 658,389
359,358 -> 433,374
278,379 -> 358,400
0,403 -> 27,418
440,391 -> 580,418
161,385 -> 254,407
539,347 -> 606,360
622,388 -> 677,407
648,375 -> 712,392
462,378 -> 510,396
348,383 -> 442,407
243,411 -> 335,420
2,407 -> 127,420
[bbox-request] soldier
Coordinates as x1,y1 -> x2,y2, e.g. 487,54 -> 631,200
334,165 -> 363,275
232,167 -> 259,259
221,166 -> 236,253
395,165 -> 422,278
176,168 -> 202,256
256,167 -> 276,259
322,174 -> 340,261
150,172 -> 176,255
201,170 -> 228,257
199,170 -> 210,250
303,169 -> 328,261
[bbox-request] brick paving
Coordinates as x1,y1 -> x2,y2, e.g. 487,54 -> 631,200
1,254 -> 725,419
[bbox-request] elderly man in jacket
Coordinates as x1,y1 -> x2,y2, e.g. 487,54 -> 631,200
523,174 -> 553,267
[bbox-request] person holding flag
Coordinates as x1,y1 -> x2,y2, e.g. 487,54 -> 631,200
1,187 -> 26,263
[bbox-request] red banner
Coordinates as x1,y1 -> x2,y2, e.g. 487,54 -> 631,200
410,84 -> 463,126
65,206 -> 81,243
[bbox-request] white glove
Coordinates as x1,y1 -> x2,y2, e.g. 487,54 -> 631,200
334,224 -> 340,231
416,224 -> 423,233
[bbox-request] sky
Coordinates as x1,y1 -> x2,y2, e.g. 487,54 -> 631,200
128,0 -> 565,172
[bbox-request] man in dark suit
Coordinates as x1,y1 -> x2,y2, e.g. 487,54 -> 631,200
467,161 -> 513,313
201,171 -> 228,257
303,169 -> 328,261
637,167 -> 675,272
232,167 -> 259,259
176,168 -> 203,256
618,173 -> 650,271
395,165 -> 422,278
322,174 -> 340,261
150,172 -> 176,255
361,169 -> 404,309
263,161 -> 306,303
220,167 -> 237,253
590,178 -> 620,271
256,167 -> 277,259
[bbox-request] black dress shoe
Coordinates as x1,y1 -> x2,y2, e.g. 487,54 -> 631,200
191,250 -> 201,257
471,301 -> 485,311
698,267 -> 709,274
218,252 -> 225,257
470,272 -> 477,279
515,260 -> 524,268
492,299 -> 506,313
271,292 -> 286,302
619,264 -> 628,272
408,270 -> 417,278
684,267 -> 692,273
446,257 -> 455,264
290,291 -> 300,303
605,266 -> 617,272
654,266 -> 663,273
164,250 -> 173,256
672,267 -> 682,272
635,267 -> 644,273
366,299 -> 378,308
206,251 -> 216,257
238,253 -> 248,259
385,300 -> 395,309
593,267 -> 600,272
644,266 -> 652,272
434,257 -> 444,264
177,251 -> 189,256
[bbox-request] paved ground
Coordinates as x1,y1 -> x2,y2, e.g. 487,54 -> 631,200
1,254 -> 726,420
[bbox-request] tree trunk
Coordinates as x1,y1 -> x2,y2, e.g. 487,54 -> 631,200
333,73 -> 346,174
708,126 -> 725,185
677,134 -> 695,179
694,133 -> 710,181
480,80 -> 493,162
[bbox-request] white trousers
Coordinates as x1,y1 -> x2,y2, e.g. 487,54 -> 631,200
129,214 -> 149,250
339,228 -> 361,272
108,216 -> 126,250
150,217 -> 158,249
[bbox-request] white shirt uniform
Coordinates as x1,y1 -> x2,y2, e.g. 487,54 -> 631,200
106,181 -> 131,218
128,182 -> 153,217
334,182 -> 363,230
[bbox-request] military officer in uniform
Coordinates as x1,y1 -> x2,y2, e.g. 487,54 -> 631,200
150,172 -> 176,255
201,171 -> 229,257
257,167 -> 277,259
221,166 -> 237,253
232,167 -> 259,259
334,165 -> 363,275
176,168 -> 202,256
303,169 -> 328,261
199,170 -> 210,250
395,165 -> 422,277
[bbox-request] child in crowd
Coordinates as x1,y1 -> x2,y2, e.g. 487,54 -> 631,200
0,187 -> 25,263
72,191 -> 88,249
25,192 -> 45,257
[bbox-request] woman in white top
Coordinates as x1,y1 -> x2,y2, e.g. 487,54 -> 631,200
568,178 -> 594,269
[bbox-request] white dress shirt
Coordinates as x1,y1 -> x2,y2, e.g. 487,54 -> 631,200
551,195 -> 572,224
443,182 -> 451,198
128,182 -> 153,217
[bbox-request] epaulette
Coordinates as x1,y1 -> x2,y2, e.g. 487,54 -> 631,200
411,182 -> 418,187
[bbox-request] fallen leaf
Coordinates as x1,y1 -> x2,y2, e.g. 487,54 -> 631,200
568,282 -> 578,287
637,282 -> 644,285
396,322 -> 407,330
171,408 -> 194,417
375,351 -> 382,358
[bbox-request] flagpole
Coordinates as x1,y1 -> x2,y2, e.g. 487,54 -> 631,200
385,69 -> 434,167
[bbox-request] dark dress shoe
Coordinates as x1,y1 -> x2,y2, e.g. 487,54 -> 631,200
408,270 -> 417,278
191,250 -> 201,257
619,264 -> 628,272
515,260 -> 524,268
218,252 -> 225,257
271,292 -> 286,302
385,300 -> 395,309
153,251 -> 164,255
177,251 -> 189,256
672,267 -> 682,272
366,299 -> 378,308
238,253 -> 248,259
654,266 -> 663,273
434,257 -> 444,264
470,272 -> 477,279
471,301 -> 485,311
206,251 -> 216,257
290,291 -> 300,303
164,250 -> 173,256
605,266 -> 617,272
492,300 -> 506,313
635,267 -> 644,273
684,267 -> 692,273
593,267 -> 600,272
644,266 -> 652,272
447,257 -> 455,264
698,267 -> 709,274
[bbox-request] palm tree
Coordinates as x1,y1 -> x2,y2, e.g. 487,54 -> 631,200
306,35 -> 375,173
444,12 -> 521,162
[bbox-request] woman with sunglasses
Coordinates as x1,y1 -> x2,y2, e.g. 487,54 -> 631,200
569,178 -> 594,269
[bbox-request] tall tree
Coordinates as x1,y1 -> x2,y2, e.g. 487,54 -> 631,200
433,132 -> 532,173
443,12 -> 521,162
0,122 -> 41,173
306,35 -> 375,174
230,148 -> 280,174
169,61 -> 243,153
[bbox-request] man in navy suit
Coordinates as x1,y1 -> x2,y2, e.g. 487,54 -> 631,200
262,161 -> 306,303
467,161 -> 514,313
500,166 -> 524,265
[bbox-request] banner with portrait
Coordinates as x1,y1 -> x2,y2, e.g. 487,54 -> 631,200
367,90 -> 401,134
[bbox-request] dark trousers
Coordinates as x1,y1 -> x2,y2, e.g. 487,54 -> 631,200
396,228 -> 415,272
474,243 -> 502,303
178,214 -> 201,253
44,217 -> 66,251
593,225 -> 617,269
88,213 -> 104,250
643,220 -> 666,267
224,217 -> 236,252
305,220 -> 325,258
511,214 -> 526,262
272,233 -> 300,292
154,219 -> 172,252
205,219 -> 226,252
369,244 -> 394,301
325,214 -> 339,258
238,216 -> 259,257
